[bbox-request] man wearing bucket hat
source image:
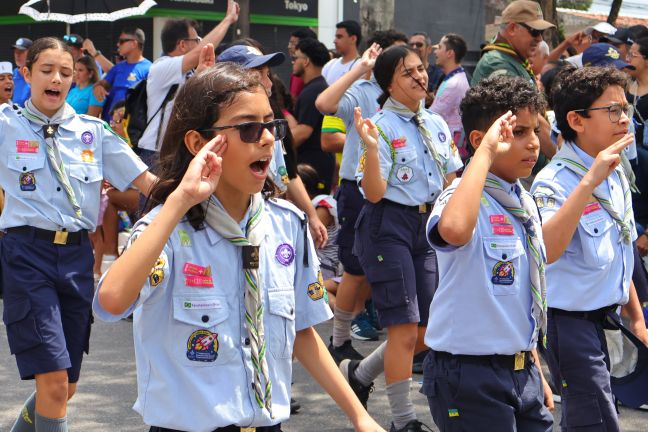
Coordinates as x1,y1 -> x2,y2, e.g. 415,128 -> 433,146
11,37 -> 31,107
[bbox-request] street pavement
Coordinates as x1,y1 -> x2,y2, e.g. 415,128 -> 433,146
1,302 -> 648,431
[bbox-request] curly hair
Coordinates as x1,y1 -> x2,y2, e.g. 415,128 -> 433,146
460,75 -> 546,145
551,66 -> 627,142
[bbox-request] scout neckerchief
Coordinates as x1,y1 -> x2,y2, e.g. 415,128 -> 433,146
381,97 -> 447,178
22,99 -> 82,218
484,174 -> 547,345
554,141 -> 632,244
203,193 -> 272,417
480,41 -> 535,82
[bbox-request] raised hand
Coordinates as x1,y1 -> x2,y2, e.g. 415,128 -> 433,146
175,135 -> 227,207
478,110 -> 516,160
225,0 -> 240,23
196,43 -> 216,75
359,43 -> 382,72
584,133 -> 633,189
354,107 -> 379,152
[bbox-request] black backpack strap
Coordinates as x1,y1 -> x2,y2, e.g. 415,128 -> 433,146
153,83 -> 179,150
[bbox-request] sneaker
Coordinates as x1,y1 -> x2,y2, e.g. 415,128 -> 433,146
290,397 -> 301,414
389,420 -> 433,432
412,349 -> 430,374
351,311 -> 380,341
328,336 -> 364,365
340,359 -> 374,409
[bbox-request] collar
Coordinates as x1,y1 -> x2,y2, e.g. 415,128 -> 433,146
567,141 -> 595,169
204,195 -> 264,246
382,97 -> 424,121
490,172 -> 519,197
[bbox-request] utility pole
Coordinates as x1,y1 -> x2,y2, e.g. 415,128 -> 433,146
237,0 -> 250,39
608,0 -> 623,25
358,0 -> 394,43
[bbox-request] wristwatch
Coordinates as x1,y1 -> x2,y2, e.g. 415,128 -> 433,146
93,50 -> 102,58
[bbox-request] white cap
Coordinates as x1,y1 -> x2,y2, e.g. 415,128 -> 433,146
0,61 -> 12,75
585,22 -> 617,36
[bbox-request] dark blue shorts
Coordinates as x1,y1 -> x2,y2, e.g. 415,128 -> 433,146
421,350 -> 553,431
544,308 -> 619,431
1,229 -> 94,382
354,200 -> 437,327
335,180 -> 365,276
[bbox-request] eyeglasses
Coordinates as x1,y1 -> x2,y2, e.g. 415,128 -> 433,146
63,35 -> 81,44
118,38 -> 135,45
409,42 -> 425,49
198,119 -> 288,143
573,103 -> 631,123
518,23 -> 544,38
182,37 -> 202,44
628,51 -> 646,60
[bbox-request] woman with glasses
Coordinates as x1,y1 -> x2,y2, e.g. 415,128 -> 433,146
93,63 -> 385,432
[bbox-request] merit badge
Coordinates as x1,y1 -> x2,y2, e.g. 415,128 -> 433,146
81,131 -> 93,145
16,139 -> 39,153
492,261 -> 515,285
185,276 -> 214,288
492,225 -> 514,235
391,136 -> 407,148
149,256 -> 165,286
489,214 -> 511,225
481,195 -> 490,207
308,280 -> 325,301
583,202 -> 601,215
178,229 -> 192,247
275,243 -> 295,266
19,172 -> 36,191
183,262 -> 212,276
186,329 -> 219,362
396,166 -> 413,183
547,197 -> 556,208
438,131 -> 446,142
278,165 -> 289,185
359,150 -> 367,173
535,196 -> 544,208
81,149 -> 94,163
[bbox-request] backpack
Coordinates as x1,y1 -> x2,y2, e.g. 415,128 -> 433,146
123,79 -> 178,149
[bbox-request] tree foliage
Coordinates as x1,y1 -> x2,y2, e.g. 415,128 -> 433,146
557,0 -> 593,11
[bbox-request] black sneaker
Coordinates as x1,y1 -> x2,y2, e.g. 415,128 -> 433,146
389,420 -> 433,432
328,336 -> 364,365
340,359 -> 374,409
290,397 -> 301,414
412,349 -> 430,374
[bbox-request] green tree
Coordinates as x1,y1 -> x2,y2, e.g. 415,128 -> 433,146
557,0 -> 593,11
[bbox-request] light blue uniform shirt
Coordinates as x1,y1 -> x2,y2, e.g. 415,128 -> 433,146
93,198 -> 332,432
0,102 -> 147,231
268,140 -> 289,192
531,141 -> 636,311
424,176 -> 542,355
356,107 -> 463,205
335,78 -> 382,181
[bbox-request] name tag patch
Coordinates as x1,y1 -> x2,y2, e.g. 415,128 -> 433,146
492,225 -> 514,235
185,276 -> 214,288
183,262 -> 212,276
183,299 -> 221,309
16,140 -> 39,153
186,330 -> 219,362
489,214 -> 511,225
583,202 -> 602,215
492,261 -> 515,285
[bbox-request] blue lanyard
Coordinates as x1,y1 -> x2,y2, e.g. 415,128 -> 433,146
441,66 -> 464,83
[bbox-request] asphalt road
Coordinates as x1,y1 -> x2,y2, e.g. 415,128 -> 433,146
1,303 -> 648,431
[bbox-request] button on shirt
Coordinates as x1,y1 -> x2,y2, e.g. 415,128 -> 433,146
0,104 -> 147,231
356,109 -> 462,205
424,176 -> 541,355
336,78 -> 381,181
93,198 -> 332,432
531,141 -> 635,311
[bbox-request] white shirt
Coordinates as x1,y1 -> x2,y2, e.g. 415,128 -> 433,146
322,57 -> 359,85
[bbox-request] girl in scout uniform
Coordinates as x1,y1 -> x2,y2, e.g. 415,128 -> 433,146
94,63 -> 384,432
423,76 -> 553,431
351,45 -> 462,432
2,38 -> 154,432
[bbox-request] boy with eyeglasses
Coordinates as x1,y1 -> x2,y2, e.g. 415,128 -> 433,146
532,66 -> 648,431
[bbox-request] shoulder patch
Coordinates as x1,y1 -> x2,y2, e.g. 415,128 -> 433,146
533,186 -> 555,198
268,198 -> 306,221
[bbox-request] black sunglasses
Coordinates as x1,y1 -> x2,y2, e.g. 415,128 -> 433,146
409,42 -> 425,49
518,23 -> 544,38
118,38 -> 136,45
198,119 -> 288,143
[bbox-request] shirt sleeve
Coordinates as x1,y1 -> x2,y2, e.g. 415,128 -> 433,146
293,219 -> 333,331
100,122 -> 148,191
439,119 -> 463,174
335,86 -> 360,121
104,65 -> 117,86
426,180 -> 463,252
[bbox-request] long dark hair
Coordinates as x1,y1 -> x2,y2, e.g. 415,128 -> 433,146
146,62 -> 276,230
374,45 -> 423,107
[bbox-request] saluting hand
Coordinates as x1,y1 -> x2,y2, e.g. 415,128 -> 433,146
359,43 -> 382,72
354,107 -> 379,153
583,134 -> 633,190
196,43 -> 216,75
477,110 -> 516,161
176,135 -> 227,207
225,0 -> 240,23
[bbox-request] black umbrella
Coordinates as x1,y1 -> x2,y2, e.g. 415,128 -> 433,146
19,0 -> 157,24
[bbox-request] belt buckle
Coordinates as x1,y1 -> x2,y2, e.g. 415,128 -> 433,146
514,352 -> 525,371
241,428 -> 256,432
418,203 -> 427,214
53,230 -> 68,245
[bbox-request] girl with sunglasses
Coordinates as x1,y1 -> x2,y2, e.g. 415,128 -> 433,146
350,45 -> 462,432
94,63 -> 384,432
2,37 -> 154,432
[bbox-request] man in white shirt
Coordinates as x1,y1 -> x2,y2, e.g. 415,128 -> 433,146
137,0 -> 239,167
322,20 -> 361,85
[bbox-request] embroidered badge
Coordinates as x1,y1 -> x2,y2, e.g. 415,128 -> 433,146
183,299 -> 221,309
81,149 -> 94,163
186,329 -> 219,362
278,165 -> 289,185
547,197 -> 556,208
492,225 -> 514,235
185,275 -> 214,288
535,196 -> 545,208
275,243 -> 295,266
489,214 -> 511,225
583,202 -> 602,215
183,262 -> 212,276
391,136 -> 407,148
492,261 -> 515,285
438,132 -> 446,142
16,140 -> 39,153
149,257 -> 165,287
81,131 -> 93,145
450,139 -> 458,156
19,172 -> 36,191
448,408 -> 459,417
178,229 -> 192,246
396,166 -> 413,183
481,195 -> 490,207
308,271 -> 325,301
359,150 -> 367,173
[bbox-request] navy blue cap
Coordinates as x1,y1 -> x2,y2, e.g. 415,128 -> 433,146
217,45 -> 285,69
606,313 -> 648,409
12,38 -> 32,51
601,28 -> 634,46
582,43 -> 634,70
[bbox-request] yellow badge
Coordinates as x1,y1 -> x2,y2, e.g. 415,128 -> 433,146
308,272 -> 325,301
359,150 -> 367,173
450,139 -> 458,156
607,47 -> 620,60
81,149 -> 94,162
149,256 -> 166,287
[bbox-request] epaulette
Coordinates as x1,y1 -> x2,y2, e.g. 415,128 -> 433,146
268,197 -> 306,221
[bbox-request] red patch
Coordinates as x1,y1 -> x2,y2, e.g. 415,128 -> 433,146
185,275 -> 214,288
16,140 -> 39,153
391,137 -> 407,148
489,214 -> 509,225
583,202 -> 602,215
492,225 -> 514,235
183,263 -> 211,276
